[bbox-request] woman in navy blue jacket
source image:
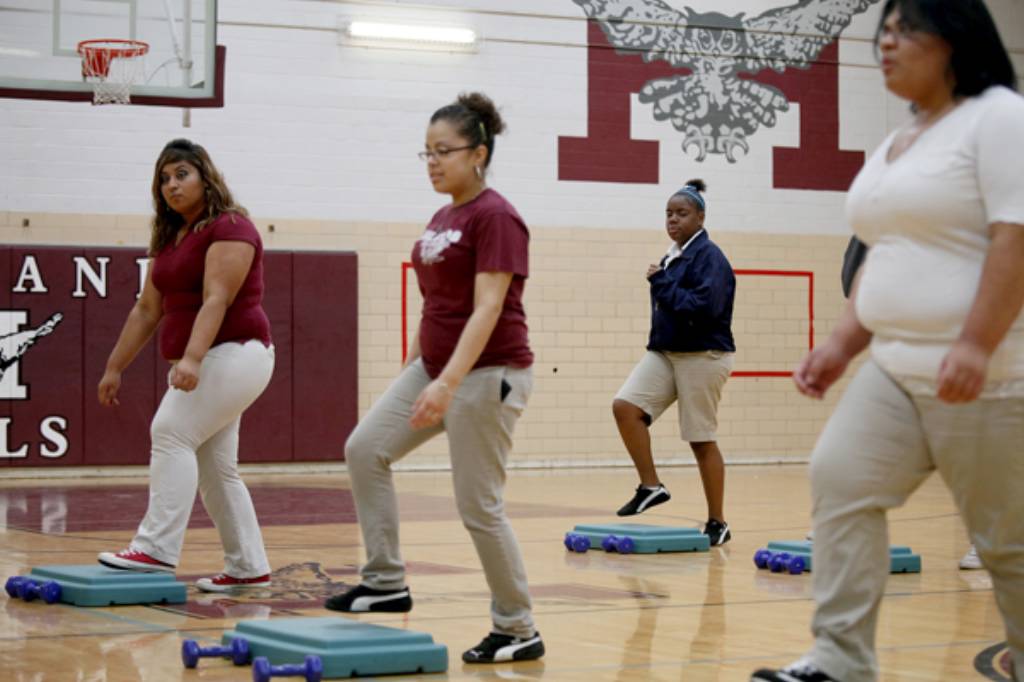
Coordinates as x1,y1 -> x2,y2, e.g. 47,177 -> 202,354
612,179 -> 736,546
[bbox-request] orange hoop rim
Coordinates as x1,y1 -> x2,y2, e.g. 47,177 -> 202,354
77,39 -> 150,59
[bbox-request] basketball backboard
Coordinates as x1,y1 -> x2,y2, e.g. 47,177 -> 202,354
0,0 -> 221,106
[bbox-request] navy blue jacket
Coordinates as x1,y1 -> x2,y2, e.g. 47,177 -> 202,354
646,230 -> 736,353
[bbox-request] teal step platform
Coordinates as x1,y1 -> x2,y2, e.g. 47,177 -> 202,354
567,523 -> 710,553
24,565 -> 187,606
222,617 -> 448,678
763,541 -> 922,573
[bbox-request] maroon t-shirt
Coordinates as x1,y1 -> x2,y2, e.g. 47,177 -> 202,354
412,188 -> 533,378
151,212 -> 272,361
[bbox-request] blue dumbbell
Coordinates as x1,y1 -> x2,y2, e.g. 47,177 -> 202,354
753,549 -> 773,569
252,655 -> 323,682
564,533 -> 590,553
787,556 -> 807,575
769,552 -> 793,573
601,535 -> 635,554
5,576 -> 28,598
17,579 -> 61,604
181,637 -> 251,668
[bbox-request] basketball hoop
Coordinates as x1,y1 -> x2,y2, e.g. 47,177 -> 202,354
77,39 -> 149,105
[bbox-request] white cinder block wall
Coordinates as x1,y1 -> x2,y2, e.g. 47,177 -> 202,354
2,0 -> 1023,469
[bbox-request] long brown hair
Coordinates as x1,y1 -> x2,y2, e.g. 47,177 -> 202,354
149,139 -> 248,255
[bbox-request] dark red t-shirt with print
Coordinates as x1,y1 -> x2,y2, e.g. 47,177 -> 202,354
412,188 -> 533,378
151,212 -> 272,361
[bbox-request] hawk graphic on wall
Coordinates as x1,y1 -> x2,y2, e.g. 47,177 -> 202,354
572,0 -> 880,162
0,313 -> 62,382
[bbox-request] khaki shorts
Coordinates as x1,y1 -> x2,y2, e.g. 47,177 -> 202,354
615,350 -> 733,442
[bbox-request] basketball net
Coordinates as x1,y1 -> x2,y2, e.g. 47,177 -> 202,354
78,40 -> 149,105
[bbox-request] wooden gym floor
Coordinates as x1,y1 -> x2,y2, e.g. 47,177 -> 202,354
0,465 -> 1014,681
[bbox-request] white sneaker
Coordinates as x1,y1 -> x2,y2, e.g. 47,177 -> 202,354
959,545 -> 983,570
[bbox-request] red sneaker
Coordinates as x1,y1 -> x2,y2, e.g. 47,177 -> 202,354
98,548 -> 176,573
196,573 -> 271,593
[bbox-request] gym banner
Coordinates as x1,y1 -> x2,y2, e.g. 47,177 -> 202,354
0,246 -> 357,467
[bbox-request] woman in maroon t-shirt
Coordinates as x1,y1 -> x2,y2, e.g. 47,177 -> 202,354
95,139 -> 275,593
325,93 -> 544,664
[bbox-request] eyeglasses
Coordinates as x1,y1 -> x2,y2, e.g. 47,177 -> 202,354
417,145 -> 476,162
878,19 -> 922,43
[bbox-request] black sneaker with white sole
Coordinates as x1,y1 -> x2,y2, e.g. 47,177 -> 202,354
323,584 -> 412,613
750,658 -> 839,681
704,518 -> 731,546
616,484 -> 671,516
462,632 -> 545,663
753,655 -> 839,675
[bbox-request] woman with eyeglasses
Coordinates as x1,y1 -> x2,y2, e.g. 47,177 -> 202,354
96,139 -> 275,594
753,1 -> 1023,681
325,92 -> 543,665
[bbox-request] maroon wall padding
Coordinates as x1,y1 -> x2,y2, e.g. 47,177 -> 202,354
82,247 -> 158,466
291,252 -> 359,461
9,248 -> 84,466
0,246 -> 358,468
240,251 -> 293,462
0,247 -> 9,467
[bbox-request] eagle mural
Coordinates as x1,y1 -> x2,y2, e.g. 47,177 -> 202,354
572,0 -> 881,162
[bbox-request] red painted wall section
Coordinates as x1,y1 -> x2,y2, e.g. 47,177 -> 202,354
558,21 -> 863,191
558,21 -> 686,184
745,42 -> 865,190
0,246 -> 357,467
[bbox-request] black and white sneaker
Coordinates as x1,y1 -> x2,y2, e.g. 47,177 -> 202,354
704,518 -> 731,546
616,484 -> 671,516
462,631 -> 545,663
323,584 -> 412,613
751,658 -> 839,681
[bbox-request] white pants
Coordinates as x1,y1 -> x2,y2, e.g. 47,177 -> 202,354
808,360 -> 1024,681
130,340 -> 274,577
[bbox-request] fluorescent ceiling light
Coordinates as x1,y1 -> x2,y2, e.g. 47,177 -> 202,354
346,21 -> 477,47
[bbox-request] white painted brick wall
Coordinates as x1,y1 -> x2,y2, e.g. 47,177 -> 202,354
4,0 -> 1019,231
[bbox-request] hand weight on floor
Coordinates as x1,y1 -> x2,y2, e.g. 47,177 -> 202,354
251,655 -> 323,682
181,637 -> 251,668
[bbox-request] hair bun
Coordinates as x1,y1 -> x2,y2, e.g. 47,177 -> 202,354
457,92 -> 506,139
684,178 -> 707,193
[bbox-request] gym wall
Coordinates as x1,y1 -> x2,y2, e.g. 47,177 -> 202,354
2,0 -> 1022,469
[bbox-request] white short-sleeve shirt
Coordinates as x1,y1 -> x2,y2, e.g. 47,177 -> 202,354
847,86 -> 1024,396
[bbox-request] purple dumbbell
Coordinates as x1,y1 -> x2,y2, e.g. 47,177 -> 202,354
252,655 -> 323,682
5,576 -> 28,598
787,556 -> 807,575
601,535 -> 635,554
181,637 -> 251,668
17,579 -> 61,604
564,533 -> 590,553
769,552 -> 793,573
753,549 -> 773,569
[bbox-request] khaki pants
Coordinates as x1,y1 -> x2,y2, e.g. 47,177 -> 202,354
615,350 -> 733,441
808,360 -> 1024,681
133,340 -> 274,577
345,359 -> 535,638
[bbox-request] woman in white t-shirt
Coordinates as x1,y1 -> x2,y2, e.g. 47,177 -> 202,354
753,2 -> 1024,682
